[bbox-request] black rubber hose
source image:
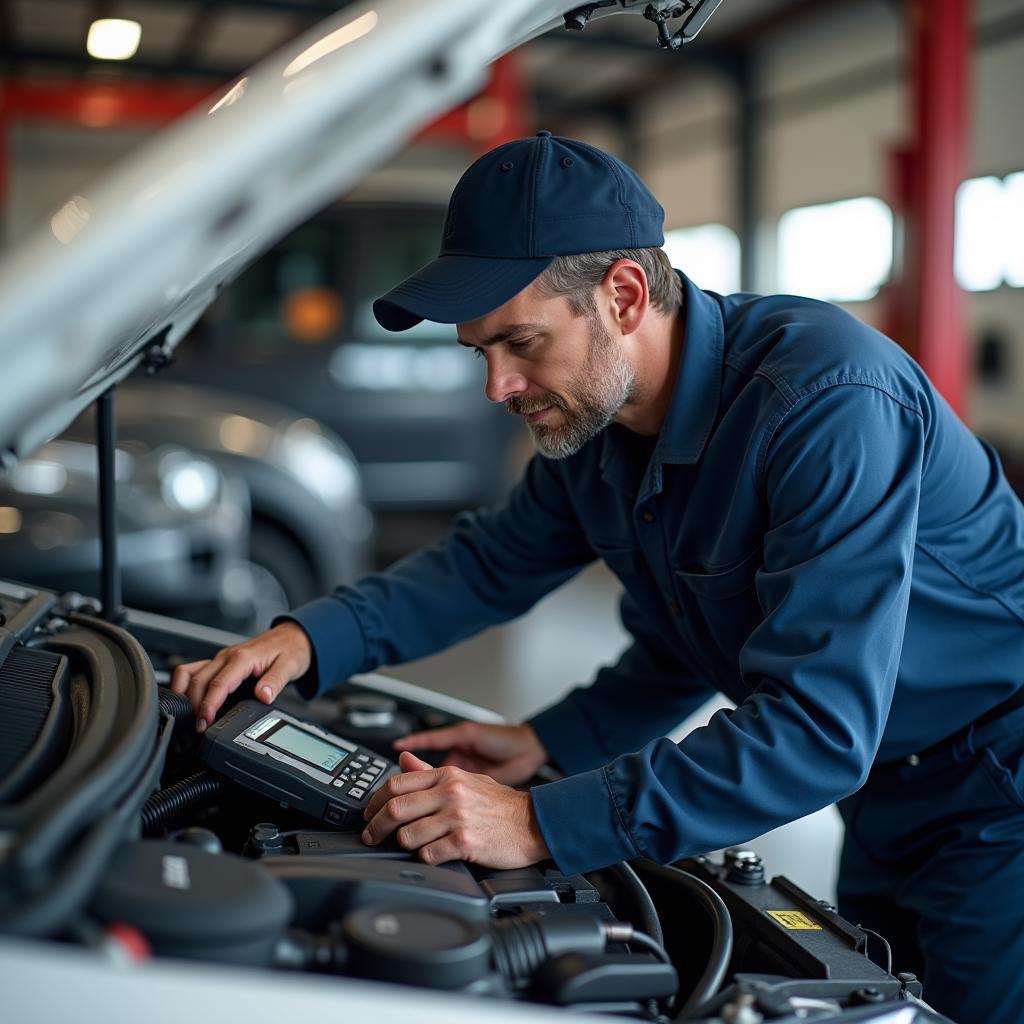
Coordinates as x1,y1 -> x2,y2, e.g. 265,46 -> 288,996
490,913 -> 608,986
623,928 -> 673,967
661,865 -> 734,1019
0,712 -> 173,936
611,860 -> 664,947
157,687 -> 195,726
11,624 -> 158,876
140,771 -> 224,835
490,914 -> 549,984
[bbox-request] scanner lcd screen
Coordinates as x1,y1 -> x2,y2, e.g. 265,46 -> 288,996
266,724 -> 345,772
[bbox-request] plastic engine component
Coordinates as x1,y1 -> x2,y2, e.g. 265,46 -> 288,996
342,904 -> 493,989
90,840 -> 294,966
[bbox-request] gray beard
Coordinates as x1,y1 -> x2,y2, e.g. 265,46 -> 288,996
507,317 -> 637,460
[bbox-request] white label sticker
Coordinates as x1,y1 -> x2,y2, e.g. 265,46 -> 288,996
162,855 -> 191,890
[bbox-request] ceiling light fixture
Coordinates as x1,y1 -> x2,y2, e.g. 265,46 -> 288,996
86,19 -> 142,61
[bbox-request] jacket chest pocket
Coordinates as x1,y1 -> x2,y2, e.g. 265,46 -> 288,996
674,549 -> 763,667
674,547 -> 761,600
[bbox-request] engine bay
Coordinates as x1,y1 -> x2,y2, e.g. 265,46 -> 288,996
0,581 -> 945,1023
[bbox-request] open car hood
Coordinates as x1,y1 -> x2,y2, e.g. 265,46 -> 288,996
0,0 -> 727,467
0,0 -> 557,464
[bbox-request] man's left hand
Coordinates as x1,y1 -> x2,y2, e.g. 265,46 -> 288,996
361,751 -> 551,869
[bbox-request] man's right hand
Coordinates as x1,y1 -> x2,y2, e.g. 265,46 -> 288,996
393,721 -> 549,786
170,620 -> 312,732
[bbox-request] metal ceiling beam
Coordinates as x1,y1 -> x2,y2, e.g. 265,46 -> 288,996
0,0 -> 857,87
534,0 -> 862,61
534,27 -> 742,75
173,1 -> 221,70
0,46 -> 239,81
530,0 -> 881,128
719,0 -> 858,47
91,0 -> 351,14
614,5 -> 1024,131
1,0 -> 362,81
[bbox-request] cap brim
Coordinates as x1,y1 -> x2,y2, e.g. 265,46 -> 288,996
372,253 -> 555,332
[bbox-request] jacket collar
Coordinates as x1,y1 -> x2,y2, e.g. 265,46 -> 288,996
599,271 -> 725,493
655,271 -> 725,464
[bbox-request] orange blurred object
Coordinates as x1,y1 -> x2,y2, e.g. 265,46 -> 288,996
282,287 -> 343,343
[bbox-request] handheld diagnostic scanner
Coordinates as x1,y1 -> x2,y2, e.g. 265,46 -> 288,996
199,699 -> 399,829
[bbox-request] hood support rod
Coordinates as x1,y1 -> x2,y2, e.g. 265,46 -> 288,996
96,386 -> 123,622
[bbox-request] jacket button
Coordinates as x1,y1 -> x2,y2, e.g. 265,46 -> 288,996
669,600 -> 681,616
906,754 -> 920,767
642,510 -> 656,523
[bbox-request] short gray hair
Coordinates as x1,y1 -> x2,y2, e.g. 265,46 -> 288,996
536,247 -> 682,319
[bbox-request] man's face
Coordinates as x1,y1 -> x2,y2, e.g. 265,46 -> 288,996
457,279 -> 635,459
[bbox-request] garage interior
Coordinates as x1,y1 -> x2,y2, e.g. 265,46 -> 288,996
1,1 -> 1023,1017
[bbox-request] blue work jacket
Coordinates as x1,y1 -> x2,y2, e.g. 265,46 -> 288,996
288,272 -> 1024,875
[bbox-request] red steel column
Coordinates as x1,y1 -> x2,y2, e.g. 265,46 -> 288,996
0,102 -> 8,214
418,53 -> 531,154
903,0 -> 970,417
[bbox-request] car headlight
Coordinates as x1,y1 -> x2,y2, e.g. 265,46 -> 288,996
159,453 -> 221,514
8,459 -> 69,496
279,422 -> 361,509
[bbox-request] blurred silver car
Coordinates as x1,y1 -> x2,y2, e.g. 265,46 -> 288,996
64,379 -> 374,626
0,437 -> 248,622
167,203 -> 523,514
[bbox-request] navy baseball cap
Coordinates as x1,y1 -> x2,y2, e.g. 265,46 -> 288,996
372,132 -> 665,331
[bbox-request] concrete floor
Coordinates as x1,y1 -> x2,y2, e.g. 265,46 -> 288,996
376,560 -> 845,902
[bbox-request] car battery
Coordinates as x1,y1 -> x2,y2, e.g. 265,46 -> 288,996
634,851 -> 924,1010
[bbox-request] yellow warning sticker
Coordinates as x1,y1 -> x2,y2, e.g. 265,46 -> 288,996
766,910 -> 822,930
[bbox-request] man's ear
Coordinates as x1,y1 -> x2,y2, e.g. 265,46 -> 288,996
603,259 -> 649,335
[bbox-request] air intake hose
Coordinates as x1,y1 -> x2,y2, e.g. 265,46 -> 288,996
157,687 -> 195,726
140,771 -> 224,835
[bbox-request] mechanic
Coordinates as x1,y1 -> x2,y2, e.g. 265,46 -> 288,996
172,132 -> 1024,1024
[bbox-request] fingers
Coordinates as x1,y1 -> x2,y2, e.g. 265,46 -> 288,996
390,813 -> 451,854
363,760 -> 444,820
170,660 -> 207,695
251,662 -> 295,706
398,750 -> 432,772
393,723 -> 469,753
417,835 -> 466,866
170,654 -> 230,726
194,653 -> 260,731
171,650 -> 264,732
362,784 -> 448,846
166,623 -> 312,732
359,763 -> 545,869
395,723 -> 545,769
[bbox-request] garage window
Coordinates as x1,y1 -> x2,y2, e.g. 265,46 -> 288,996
777,197 -> 893,304
956,173 -> 1024,291
662,224 -> 740,296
